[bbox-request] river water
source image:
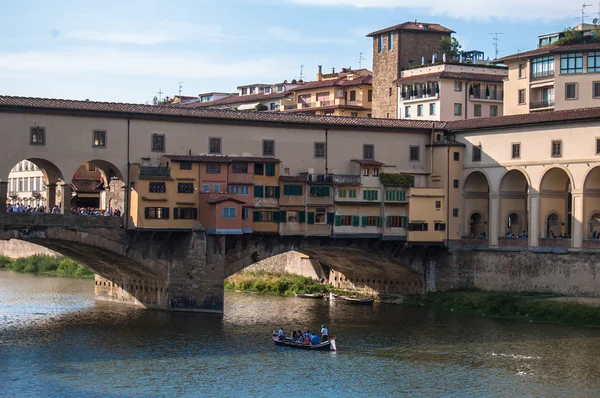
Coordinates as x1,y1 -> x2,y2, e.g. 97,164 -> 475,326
1,271 -> 599,398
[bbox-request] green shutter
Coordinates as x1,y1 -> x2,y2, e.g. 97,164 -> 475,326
280,210 -> 287,222
298,211 -> 306,223
335,215 -> 342,226
254,186 -> 264,198
273,211 -> 281,223
385,190 -> 390,201
310,186 -> 318,196
274,186 -> 280,198
266,163 -> 275,176
144,208 -> 149,219
352,215 -> 360,227
253,211 -> 261,222
283,185 -> 290,196
308,212 -> 315,225
401,191 -> 406,201
401,216 -> 408,228
322,186 -> 330,197
363,190 -> 368,200
350,189 -> 356,198
377,216 -> 382,227
386,216 -> 391,227
362,216 -> 368,226
374,191 -> 378,201
327,212 -> 335,225
164,208 -> 170,219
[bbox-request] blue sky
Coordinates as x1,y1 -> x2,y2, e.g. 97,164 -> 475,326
0,0 -> 592,103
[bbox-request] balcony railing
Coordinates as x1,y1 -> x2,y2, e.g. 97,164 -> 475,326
227,173 -> 253,184
530,100 -> 555,110
469,91 -> 504,101
530,70 -> 554,80
332,174 -> 361,185
139,166 -> 171,178
401,91 -> 439,101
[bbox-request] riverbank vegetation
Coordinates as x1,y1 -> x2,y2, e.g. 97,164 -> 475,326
225,271 -> 335,296
0,255 -> 93,278
403,290 -> 600,326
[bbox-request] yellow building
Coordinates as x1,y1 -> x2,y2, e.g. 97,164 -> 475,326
252,160 -> 281,233
407,188 -> 445,243
280,67 -> 373,117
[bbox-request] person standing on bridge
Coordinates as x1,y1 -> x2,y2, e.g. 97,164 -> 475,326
321,325 -> 329,342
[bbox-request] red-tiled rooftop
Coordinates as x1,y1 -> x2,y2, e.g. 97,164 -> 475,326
72,179 -> 103,193
446,107 -> 600,131
496,42 -> 600,63
296,74 -> 372,90
181,91 -> 291,108
351,159 -> 385,166
367,21 -> 454,37
394,71 -> 506,84
166,155 -> 280,163
0,95 -> 445,130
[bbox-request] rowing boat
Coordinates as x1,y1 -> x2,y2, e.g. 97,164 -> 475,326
271,335 -> 337,351
294,293 -> 325,299
329,293 -> 374,305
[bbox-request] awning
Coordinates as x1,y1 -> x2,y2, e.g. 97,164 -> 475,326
237,102 -> 261,111
530,81 -> 555,89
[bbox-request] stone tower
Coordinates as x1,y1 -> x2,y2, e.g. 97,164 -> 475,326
367,22 -> 454,119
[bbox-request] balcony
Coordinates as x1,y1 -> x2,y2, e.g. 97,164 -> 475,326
332,174 -> 361,185
530,70 -> 554,81
400,92 -> 439,103
139,166 -> 171,179
530,99 -> 555,110
284,98 -> 366,111
8,191 -> 18,198
299,173 -> 333,184
227,173 -> 253,185
469,91 -> 504,101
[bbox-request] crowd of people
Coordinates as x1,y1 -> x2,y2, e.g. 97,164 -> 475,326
277,325 -> 329,345
5,203 -> 122,217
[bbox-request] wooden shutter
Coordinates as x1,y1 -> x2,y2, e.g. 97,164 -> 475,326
322,186 -> 329,197
253,211 -> 260,222
377,216 -> 382,227
266,163 -> 275,176
308,212 -> 315,225
273,211 -> 281,223
144,207 -> 149,219
386,216 -> 390,227
274,186 -> 280,198
254,186 -> 264,198
298,211 -> 306,223
327,212 -> 335,225
362,216 -> 368,226
335,215 -> 342,226
352,216 -> 360,227
280,210 -> 287,221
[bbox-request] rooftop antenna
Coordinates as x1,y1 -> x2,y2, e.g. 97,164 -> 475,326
178,82 -> 184,96
578,3 -> 593,25
356,52 -> 366,69
490,32 -> 503,60
299,64 -> 305,81
157,89 -> 163,102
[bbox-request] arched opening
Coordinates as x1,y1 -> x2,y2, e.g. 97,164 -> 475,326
463,171 -> 489,237
469,212 -> 485,236
540,168 -> 572,240
5,159 -> 65,212
68,160 -> 125,215
499,170 -> 529,239
589,213 -> 600,238
583,167 -> 600,242
546,213 -> 561,238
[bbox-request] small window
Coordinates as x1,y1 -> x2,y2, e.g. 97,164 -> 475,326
429,103 -> 436,115
178,183 -> 194,193
263,140 -> 275,156
283,184 -> 303,196
151,134 -> 165,152
518,63 -> 526,78
362,168 -> 369,176
512,143 -> 521,159
594,82 -> 600,98
417,104 -> 423,117
551,140 -> 562,158
201,184 -> 210,193
254,163 -> 264,175
350,91 -> 356,101
180,161 -> 192,170
30,127 -> 45,145
206,164 -> 221,174
368,90 -> 373,102
314,142 -> 326,158
88,163 -> 96,172
350,112 -> 358,117
149,182 -> 166,193
174,208 -> 197,220
454,103 -> 462,116
435,200 -> 441,209
231,163 -> 248,174
565,83 -> 577,100
209,137 -> 221,154
242,208 -> 249,220
265,186 -> 277,198
222,207 -> 237,219
338,189 -> 347,198
453,152 -> 460,161
409,146 -> 420,161
518,89 -> 526,105
453,179 -> 459,188
405,106 -> 411,118
363,144 -> 374,160
212,183 -> 221,193
452,208 -> 459,217
145,207 -> 169,219
93,130 -> 106,148
378,35 -> 383,53
454,81 -> 462,91
228,185 -> 249,195
389,87 -> 392,97
434,223 -> 446,231
596,138 -> 600,155
474,104 -> 482,117
472,146 -> 482,162
372,168 -> 379,177
388,32 -> 393,50
490,105 -> 498,117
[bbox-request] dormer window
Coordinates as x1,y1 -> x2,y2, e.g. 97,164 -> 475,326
200,95 -> 213,102
277,86 -> 284,92
250,87 -> 256,94
242,88 -> 248,95
265,87 -> 272,94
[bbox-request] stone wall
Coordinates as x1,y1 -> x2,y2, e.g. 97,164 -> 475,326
243,251 -> 326,280
0,239 -> 58,258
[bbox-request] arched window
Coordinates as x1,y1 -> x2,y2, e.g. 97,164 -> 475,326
547,213 -> 560,238
507,213 -> 520,236
469,212 -> 485,236
589,213 -> 600,238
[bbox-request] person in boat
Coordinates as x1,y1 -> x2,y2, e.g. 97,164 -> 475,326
321,324 -> 329,342
310,333 -> 321,345
303,331 -> 311,345
278,327 -> 285,341
292,330 -> 299,341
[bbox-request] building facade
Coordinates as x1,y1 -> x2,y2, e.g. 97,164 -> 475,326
368,21 -> 454,119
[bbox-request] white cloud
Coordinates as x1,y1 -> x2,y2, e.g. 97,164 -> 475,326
285,0 -> 576,21
266,27 -> 356,45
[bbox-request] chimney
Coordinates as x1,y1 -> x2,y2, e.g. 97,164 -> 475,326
317,65 -> 323,81
443,53 -> 447,62
332,67 -> 335,74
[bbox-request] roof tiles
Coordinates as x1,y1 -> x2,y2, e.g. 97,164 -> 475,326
367,22 -> 454,37
166,155 -> 281,163
496,42 -> 600,63
394,71 -> 506,84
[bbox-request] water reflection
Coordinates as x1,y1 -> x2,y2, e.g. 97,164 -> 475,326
1,270 -> 599,398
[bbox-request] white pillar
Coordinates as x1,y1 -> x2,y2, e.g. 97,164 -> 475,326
489,193 -> 500,247
571,192 -> 584,249
529,193 -> 540,247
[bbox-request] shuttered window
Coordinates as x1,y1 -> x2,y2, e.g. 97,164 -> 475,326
283,184 -> 303,196
363,190 -> 379,201
385,190 -> 406,201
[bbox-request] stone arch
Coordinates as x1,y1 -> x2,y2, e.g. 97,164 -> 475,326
582,166 -> 600,239
539,167 -> 572,239
69,159 -> 126,211
463,171 -> 490,236
546,212 -> 561,238
4,158 -> 66,210
469,211 -> 485,236
498,168 -> 531,193
539,166 -> 575,192
499,169 -> 529,238
588,211 -> 600,237
506,211 -> 523,236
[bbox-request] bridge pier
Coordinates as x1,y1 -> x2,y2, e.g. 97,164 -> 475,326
0,181 -> 7,211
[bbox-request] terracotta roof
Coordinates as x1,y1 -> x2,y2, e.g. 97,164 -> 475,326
207,196 -> 246,205
496,42 -> 600,63
0,95 -> 444,131
293,75 -> 372,91
279,175 -> 307,182
282,105 -> 367,113
367,22 -> 454,37
72,179 -> 103,193
166,155 -> 280,163
181,91 -> 291,108
351,159 -> 385,166
446,106 -> 600,131
394,71 -> 506,84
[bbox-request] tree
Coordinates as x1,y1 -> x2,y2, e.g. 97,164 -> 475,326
440,36 -> 462,59
555,27 -> 583,46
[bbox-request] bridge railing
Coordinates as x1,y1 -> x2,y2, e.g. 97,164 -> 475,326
0,213 -> 124,228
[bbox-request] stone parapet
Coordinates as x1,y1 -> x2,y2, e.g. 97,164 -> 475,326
0,213 -> 123,228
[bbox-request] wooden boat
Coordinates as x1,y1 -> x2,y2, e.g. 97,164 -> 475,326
271,334 -> 337,351
294,292 -> 325,299
329,293 -> 374,305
